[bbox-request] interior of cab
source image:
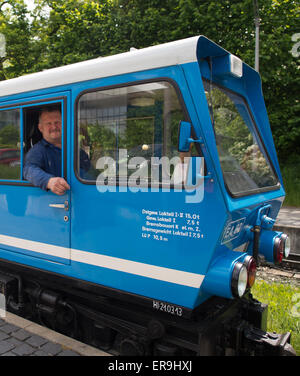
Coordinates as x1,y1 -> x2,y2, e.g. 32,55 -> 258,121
23,103 -> 62,154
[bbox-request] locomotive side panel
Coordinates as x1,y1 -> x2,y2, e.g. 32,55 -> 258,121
0,94 -> 71,266
70,65 -> 228,309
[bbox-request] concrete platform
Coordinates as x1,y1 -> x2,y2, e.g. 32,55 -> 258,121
0,312 -> 109,356
275,207 -> 300,228
274,206 -> 300,255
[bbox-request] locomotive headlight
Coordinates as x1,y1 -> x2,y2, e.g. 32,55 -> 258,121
243,255 -> 257,288
281,234 -> 291,259
273,234 -> 291,264
273,237 -> 283,264
202,255 -> 252,299
259,230 -> 291,265
231,262 -> 248,298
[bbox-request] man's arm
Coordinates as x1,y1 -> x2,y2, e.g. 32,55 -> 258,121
23,152 -> 55,191
24,146 -> 70,195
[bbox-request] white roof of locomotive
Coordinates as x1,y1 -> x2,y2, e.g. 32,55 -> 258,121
0,36 -> 199,98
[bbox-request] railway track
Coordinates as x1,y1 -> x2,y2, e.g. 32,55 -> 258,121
282,253 -> 300,271
256,253 -> 300,287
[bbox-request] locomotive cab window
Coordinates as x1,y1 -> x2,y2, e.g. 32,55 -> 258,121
23,107 -> 44,154
0,102 -> 64,184
0,108 -> 21,180
76,81 -> 195,187
22,102 -> 65,182
204,81 -> 279,197
22,103 -> 63,152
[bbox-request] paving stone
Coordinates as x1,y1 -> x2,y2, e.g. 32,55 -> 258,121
0,312 -> 104,356
12,343 -> 36,356
31,350 -> 49,356
0,323 -> 20,334
6,337 -> 23,347
0,340 -> 15,355
12,329 -> 32,341
26,335 -> 48,348
58,349 -> 80,356
0,331 -> 9,341
1,351 -> 16,356
40,342 -> 63,356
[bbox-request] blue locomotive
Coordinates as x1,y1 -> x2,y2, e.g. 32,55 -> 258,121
0,35 -> 295,355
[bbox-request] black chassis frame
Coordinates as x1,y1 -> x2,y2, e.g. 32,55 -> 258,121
0,257 -> 293,356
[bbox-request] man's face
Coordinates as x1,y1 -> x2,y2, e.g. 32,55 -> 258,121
38,111 -> 62,147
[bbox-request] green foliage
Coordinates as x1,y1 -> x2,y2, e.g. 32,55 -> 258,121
281,155 -> 300,206
0,163 -> 20,179
0,0 -> 40,79
257,1 -> 300,161
252,280 -> 300,355
0,0 -> 299,167
0,124 -> 19,145
31,0 -> 114,68
207,84 -> 277,187
87,123 -> 116,161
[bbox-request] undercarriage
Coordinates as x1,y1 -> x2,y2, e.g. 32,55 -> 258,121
0,259 -> 296,356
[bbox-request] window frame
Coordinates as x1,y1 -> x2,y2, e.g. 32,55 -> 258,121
74,77 -> 197,189
0,106 -> 22,183
203,79 -> 280,198
0,97 -> 67,186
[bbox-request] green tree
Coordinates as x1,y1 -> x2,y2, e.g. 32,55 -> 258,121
0,0 -> 39,79
110,0 -> 299,161
28,0 -> 114,69
0,123 -> 19,146
257,0 -> 300,161
0,0 -> 298,163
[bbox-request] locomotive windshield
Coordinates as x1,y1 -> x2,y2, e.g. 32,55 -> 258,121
204,81 -> 279,197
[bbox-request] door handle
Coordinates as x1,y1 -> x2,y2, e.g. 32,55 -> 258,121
49,200 -> 69,211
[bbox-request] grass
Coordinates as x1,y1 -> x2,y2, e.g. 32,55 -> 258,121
252,280 -> 300,355
281,163 -> 300,207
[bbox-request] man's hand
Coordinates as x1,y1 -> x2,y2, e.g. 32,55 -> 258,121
47,177 -> 70,195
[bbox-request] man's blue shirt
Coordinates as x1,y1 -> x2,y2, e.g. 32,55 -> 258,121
24,138 -> 92,190
23,139 -> 62,191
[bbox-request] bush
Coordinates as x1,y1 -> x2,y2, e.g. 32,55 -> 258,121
281,158 -> 300,207
252,280 -> 300,355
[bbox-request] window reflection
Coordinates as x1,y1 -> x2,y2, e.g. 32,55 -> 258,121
77,81 -> 187,184
204,81 -> 278,196
0,109 -> 20,180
